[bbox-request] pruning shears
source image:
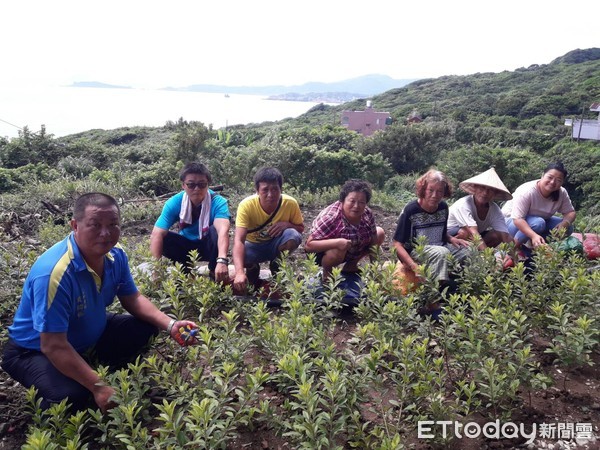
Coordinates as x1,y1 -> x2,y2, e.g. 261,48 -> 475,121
175,325 -> 198,346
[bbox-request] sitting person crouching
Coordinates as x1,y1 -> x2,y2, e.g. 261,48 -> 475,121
448,167 -> 515,266
305,179 -> 385,281
392,169 -> 470,291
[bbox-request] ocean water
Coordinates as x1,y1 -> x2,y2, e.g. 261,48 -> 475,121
0,85 -> 324,139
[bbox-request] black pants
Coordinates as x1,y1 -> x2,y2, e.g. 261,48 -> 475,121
162,226 -> 218,272
1,313 -> 158,412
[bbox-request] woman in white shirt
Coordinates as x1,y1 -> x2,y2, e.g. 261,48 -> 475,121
502,162 -> 576,249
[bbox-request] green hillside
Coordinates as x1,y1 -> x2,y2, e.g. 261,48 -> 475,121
0,48 -> 599,227
289,48 -> 600,129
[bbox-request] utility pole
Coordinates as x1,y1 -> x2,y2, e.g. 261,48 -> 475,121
576,104 -> 585,143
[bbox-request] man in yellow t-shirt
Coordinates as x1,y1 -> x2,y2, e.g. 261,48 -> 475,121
233,167 -> 304,293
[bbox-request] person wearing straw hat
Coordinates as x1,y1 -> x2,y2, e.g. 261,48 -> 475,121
448,167 -> 514,254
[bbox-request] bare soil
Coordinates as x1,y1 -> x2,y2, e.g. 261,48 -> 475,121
1,205 -> 599,449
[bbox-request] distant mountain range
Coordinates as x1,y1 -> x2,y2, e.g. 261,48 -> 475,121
162,75 -> 418,102
69,75 -> 417,103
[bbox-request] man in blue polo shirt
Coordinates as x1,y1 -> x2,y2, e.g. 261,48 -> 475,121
150,162 -> 231,282
1,193 -> 197,413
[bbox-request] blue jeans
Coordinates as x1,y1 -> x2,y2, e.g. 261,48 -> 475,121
1,313 -> 158,412
244,228 -> 302,266
506,215 -> 572,244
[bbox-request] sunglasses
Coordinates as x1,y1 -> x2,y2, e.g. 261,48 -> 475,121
185,182 -> 208,190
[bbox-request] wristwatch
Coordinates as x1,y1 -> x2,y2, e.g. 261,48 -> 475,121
216,257 -> 230,265
166,318 -> 177,334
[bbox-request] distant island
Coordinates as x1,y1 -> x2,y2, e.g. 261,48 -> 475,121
69,81 -> 132,89
162,74 -> 418,100
68,75 -> 418,103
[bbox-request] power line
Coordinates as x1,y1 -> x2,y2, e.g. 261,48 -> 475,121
0,117 -> 23,131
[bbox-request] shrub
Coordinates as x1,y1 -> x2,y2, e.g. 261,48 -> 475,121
359,122 -> 457,175
437,145 -> 543,194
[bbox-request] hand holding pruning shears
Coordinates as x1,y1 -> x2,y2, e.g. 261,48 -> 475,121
175,325 -> 198,346
168,320 -> 198,346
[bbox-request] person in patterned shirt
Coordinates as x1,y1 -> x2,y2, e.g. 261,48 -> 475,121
305,179 -> 385,280
392,169 -> 470,286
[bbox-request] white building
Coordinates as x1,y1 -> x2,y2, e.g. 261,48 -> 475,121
565,103 -> 600,141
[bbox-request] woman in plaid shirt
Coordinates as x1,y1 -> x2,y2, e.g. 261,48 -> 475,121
305,179 -> 385,280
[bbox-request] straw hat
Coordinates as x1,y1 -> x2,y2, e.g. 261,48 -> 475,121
459,167 -> 513,201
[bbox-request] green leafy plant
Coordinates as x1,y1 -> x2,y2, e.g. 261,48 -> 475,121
545,301 -> 598,390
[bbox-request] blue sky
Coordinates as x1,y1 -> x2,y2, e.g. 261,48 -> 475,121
1,0 -> 599,88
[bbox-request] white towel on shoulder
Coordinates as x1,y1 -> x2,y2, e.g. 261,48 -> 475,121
179,192 -> 211,240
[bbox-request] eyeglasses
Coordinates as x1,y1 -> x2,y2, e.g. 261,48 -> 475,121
185,182 -> 208,190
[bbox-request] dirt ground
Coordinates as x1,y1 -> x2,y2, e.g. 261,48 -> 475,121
1,204 -> 599,449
